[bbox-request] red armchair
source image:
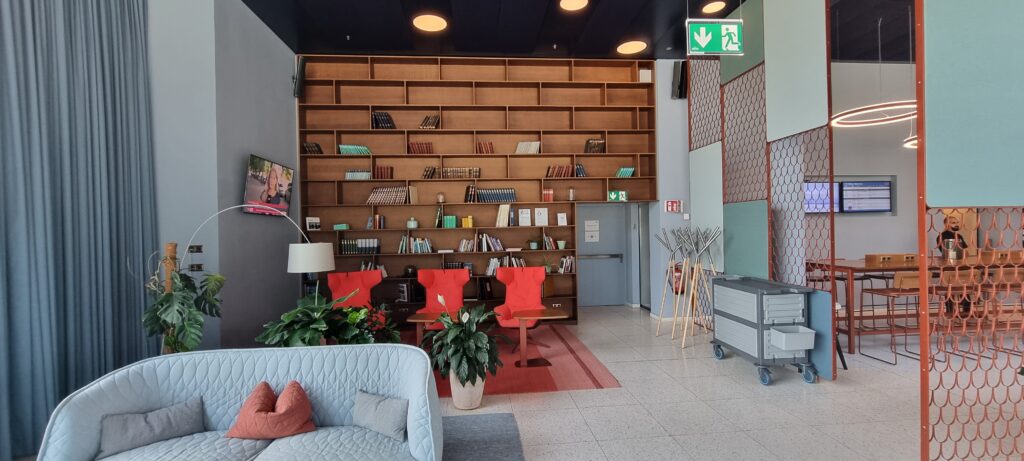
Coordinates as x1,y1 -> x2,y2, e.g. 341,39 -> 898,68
494,267 -> 547,329
327,270 -> 382,308
416,269 -> 470,330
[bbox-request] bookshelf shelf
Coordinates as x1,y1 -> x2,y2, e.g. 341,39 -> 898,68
298,55 -> 657,323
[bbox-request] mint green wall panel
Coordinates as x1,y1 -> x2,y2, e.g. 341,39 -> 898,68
763,0 -> 828,142
690,142 -> 725,267
723,200 -> 769,278
720,0 -> 764,84
924,1 -> 1024,207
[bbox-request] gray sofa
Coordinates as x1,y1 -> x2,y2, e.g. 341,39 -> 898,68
37,344 -> 443,461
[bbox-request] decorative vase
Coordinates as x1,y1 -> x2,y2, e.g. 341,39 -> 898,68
436,192 -> 446,203
407,217 -> 419,229
449,371 -> 485,410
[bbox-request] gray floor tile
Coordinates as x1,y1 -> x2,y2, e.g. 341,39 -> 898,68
579,404 -> 668,441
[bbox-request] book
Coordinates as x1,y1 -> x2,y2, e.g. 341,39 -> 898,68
583,138 -> 606,153
476,141 -> 495,154
422,166 -> 437,179
366,186 -> 409,205
407,185 -> 419,205
338,144 -> 371,155
496,204 -> 511,227
302,142 -> 324,155
419,114 -> 440,129
441,167 -> 481,179
534,208 -> 549,226
518,209 -> 532,227
615,166 -> 635,177
433,206 -> 443,228
372,165 -> 394,179
514,141 -> 541,154
557,212 -> 568,226
542,188 -> 554,202
344,169 -> 372,180
575,163 -> 587,177
371,111 -> 396,129
408,142 -> 434,154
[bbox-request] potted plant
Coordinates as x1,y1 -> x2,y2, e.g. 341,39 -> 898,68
256,290 -> 401,346
143,267 -> 225,354
421,295 -> 503,410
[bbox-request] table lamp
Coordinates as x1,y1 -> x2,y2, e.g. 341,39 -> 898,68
287,242 -> 336,304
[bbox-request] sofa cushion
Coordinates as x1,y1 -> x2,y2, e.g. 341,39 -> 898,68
352,391 -> 409,441
226,381 -> 315,440
100,431 -> 269,461
254,426 -> 416,461
97,397 -> 205,458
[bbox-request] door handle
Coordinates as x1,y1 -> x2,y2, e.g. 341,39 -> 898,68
578,253 -> 624,262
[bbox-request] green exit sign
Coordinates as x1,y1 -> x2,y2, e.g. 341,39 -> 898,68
686,19 -> 744,56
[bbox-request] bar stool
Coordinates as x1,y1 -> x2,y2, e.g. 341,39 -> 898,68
860,271 -> 920,365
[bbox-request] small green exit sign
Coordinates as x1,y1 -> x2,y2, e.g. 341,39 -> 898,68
686,19 -> 744,56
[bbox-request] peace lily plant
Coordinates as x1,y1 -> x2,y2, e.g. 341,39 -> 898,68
421,294 -> 503,410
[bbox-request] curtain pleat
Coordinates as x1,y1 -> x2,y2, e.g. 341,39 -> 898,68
0,0 -> 157,458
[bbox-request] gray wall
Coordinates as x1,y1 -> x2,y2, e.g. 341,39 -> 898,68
214,0 -> 299,348
831,62 -> 917,259
149,0 -> 297,348
648,59 -> 690,318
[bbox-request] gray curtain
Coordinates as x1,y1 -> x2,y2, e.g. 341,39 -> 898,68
0,0 -> 158,458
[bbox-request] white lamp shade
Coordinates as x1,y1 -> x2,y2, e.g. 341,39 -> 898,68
287,242 -> 335,273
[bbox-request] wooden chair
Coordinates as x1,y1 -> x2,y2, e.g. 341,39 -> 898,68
860,271 -> 921,365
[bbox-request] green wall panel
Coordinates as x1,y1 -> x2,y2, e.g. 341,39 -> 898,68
924,1 -> 1024,207
723,200 -> 769,278
720,0 -> 764,84
690,142 -> 725,267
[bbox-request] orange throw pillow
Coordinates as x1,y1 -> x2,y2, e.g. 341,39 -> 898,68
226,381 -> 316,439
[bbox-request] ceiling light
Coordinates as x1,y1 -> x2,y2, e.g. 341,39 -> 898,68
902,135 -> 918,149
412,14 -> 447,32
829,100 -> 918,128
702,1 -> 727,14
560,0 -> 588,11
617,40 -> 648,55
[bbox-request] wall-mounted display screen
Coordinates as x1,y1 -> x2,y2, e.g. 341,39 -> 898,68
242,154 -> 294,216
803,182 -> 839,213
840,181 -> 892,213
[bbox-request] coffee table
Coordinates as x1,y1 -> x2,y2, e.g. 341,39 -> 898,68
511,308 -> 570,367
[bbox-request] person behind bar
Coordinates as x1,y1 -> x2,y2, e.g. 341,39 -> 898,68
936,215 -> 968,251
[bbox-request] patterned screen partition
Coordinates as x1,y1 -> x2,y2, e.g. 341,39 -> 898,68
687,57 -> 722,151
721,64 -> 768,204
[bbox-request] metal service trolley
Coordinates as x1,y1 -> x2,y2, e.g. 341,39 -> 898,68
710,276 -> 818,385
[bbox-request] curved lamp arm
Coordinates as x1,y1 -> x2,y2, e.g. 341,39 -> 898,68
180,204 -> 309,270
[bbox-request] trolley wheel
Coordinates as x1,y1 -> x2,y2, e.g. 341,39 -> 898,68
802,366 -> 817,384
713,344 -> 726,360
758,368 -> 772,386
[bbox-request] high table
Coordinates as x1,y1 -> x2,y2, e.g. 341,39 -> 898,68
511,308 -> 569,368
407,311 -> 447,345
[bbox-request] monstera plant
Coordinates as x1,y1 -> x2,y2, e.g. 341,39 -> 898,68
143,268 -> 225,354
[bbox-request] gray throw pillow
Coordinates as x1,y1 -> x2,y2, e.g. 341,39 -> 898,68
97,397 -> 205,458
352,391 -> 409,441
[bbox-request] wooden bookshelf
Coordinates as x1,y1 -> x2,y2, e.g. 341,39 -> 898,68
297,55 -> 657,324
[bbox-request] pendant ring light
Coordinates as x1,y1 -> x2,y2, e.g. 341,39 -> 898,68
902,135 -> 918,149
829,100 -> 917,128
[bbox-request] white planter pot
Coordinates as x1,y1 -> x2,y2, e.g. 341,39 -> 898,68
449,371 -> 485,410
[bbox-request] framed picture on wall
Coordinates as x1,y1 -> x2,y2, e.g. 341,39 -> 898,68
243,154 -> 294,215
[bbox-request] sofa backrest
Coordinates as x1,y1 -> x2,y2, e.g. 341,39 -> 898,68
38,344 -> 441,461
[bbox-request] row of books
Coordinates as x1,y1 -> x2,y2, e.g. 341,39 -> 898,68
302,142 -> 324,155
442,262 -> 473,270
358,261 -> 388,278
419,115 -> 440,129
408,142 -> 434,154
477,233 -> 505,252
545,164 -> 576,178
514,141 -> 542,154
374,166 -> 395,179
615,167 -> 636,178
541,235 -> 558,250
366,186 -> 409,205
440,215 -> 459,229
398,236 -> 433,254
338,144 -> 372,155
476,141 -> 495,154
371,111 -> 396,129
440,167 -> 480,179
365,214 -> 385,230
339,238 -> 381,255
484,256 -> 528,276
344,169 -> 372,180
456,238 -> 477,253
558,255 -> 577,274
583,138 -> 606,153
465,185 -> 516,203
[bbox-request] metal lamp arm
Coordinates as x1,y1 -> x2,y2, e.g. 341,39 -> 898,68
180,204 -> 309,270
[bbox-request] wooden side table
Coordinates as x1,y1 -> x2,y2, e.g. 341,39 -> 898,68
407,311 -> 446,345
511,308 -> 570,367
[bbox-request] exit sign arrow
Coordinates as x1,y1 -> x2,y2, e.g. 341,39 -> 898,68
686,19 -> 744,56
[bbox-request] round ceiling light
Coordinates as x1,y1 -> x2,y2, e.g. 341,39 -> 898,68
617,40 -> 648,55
829,100 -> 918,128
413,14 -> 447,32
902,135 -> 918,149
702,1 -> 727,14
560,0 -> 588,11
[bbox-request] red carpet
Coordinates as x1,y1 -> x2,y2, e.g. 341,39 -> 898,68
419,324 -> 620,397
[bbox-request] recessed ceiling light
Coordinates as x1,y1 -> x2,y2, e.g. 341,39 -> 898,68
413,14 -> 447,32
560,0 -> 588,11
702,1 -> 727,14
617,40 -> 647,55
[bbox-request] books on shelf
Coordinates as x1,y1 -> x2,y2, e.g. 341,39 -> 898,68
345,169 -> 372,180
398,235 -> 432,254
517,209 -> 532,227
542,235 -> 557,250
476,141 -> 495,154
457,238 -> 477,252
365,214 -> 385,230
575,163 -> 587,177
615,167 -> 636,178
583,138 -> 606,153
495,204 -> 511,227
478,233 -> 505,252
534,208 -> 549,226
338,144 -> 372,155
373,166 -> 395,179
339,238 -> 381,255
466,187 -> 516,203
442,215 -> 457,229
422,166 -> 437,179
541,188 -> 554,202
408,142 -> 434,154
419,114 -> 440,129
434,207 -> 443,227
371,111 -> 396,129
441,167 -> 481,179
302,142 -> 324,155
514,141 -> 541,154
408,185 -> 419,205
484,255 -> 528,276
545,164 -> 575,178
359,261 -> 388,278
366,186 -> 409,205
558,255 -> 576,274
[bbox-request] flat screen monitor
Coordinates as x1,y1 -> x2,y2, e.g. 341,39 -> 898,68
841,181 -> 892,213
803,182 -> 839,213
242,154 -> 294,216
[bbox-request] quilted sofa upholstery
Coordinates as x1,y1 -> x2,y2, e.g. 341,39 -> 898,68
37,344 -> 442,461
